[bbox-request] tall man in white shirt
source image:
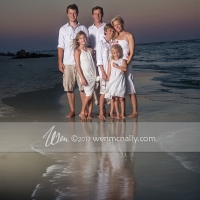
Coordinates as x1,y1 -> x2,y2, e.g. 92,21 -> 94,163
88,6 -> 107,116
88,6 -> 106,62
57,4 -> 88,118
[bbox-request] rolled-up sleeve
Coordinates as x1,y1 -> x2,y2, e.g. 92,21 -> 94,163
57,28 -> 65,49
96,42 -> 103,66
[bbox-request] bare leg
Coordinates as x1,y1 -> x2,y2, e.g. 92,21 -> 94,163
110,99 -> 115,119
119,97 -> 126,119
79,94 -> 93,120
124,98 -> 126,116
80,91 -> 85,104
98,94 -> 106,120
80,91 -> 88,116
66,91 -> 75,118
114,97 -> 120,119
87,96 -> 93,119
128,93 -> 138,118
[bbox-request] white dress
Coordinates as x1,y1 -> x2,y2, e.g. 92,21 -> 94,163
105,59 -> 126,99
80,49 -> 96,96
115,39 -> 136,95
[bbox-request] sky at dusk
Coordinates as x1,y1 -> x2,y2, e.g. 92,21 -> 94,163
0,0 -> 200,52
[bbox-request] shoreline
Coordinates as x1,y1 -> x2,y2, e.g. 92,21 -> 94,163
1,70 -> 200,122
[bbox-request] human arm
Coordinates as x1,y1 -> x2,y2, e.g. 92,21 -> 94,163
57,28 -> 65,73
74,49 -> 87,86
127,33 -> 135,65
88,48 -> 99,75
99,65 -> 108,80
112,60 -> 127,73
58,48 -> 64,73
96,43 -> 108,80
107,61 -> 111,80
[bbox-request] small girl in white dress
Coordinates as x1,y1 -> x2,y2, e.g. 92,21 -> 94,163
74,31 -> 96,120
105,44 -> 127,119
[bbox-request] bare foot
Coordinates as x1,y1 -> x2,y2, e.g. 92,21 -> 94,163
110,114 -> 115,119
115,115 -> 120,120
79,113 -> 86,120
66,111 -> 75,118
128,113 -> 138,118
120,113 -> 126,118
98,114 -> 106,120
87,114 -> 93,120
121,115 -> 126,119
84,110 -> 88,118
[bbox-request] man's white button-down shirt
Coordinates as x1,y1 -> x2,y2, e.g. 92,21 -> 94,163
57,22 -> 88,65
88,22 -> 106,50
96,37 -> 113,78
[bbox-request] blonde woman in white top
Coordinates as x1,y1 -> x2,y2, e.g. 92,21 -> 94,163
111,15 -> 138,118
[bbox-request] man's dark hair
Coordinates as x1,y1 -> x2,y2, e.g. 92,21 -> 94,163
66,4 -> 79,14
92,6 -> 104,16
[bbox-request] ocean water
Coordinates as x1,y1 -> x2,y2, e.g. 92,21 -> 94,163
134,39 -> 200,103
0,56 -> 61,117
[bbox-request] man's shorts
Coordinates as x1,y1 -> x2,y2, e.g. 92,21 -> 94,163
63,65 -> 83,91
99,78 -> 107,95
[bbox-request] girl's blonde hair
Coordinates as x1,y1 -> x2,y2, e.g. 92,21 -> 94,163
110,44 -> 123,60
73,31 -> 87,49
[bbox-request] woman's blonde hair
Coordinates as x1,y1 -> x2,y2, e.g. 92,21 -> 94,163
111,15 -> 124,26
73,31 -> 87,49
110,44 -> 123,60
110,15 -> 125,39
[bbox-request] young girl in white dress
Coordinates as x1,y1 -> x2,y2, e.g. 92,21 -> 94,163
105,44 -> 127,119
74,31 -> 96,120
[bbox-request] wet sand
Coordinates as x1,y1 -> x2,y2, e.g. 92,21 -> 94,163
0,153 -> 54,200
0,71 -> 200,199
1,152 -> 200,200
1,71 -> 199,122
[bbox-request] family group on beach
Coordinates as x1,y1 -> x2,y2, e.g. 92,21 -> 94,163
58,4 -> 138,120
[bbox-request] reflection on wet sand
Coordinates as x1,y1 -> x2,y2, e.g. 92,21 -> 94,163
31,120 -> 138,200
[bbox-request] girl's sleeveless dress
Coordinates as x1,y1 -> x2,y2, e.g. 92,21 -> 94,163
80,49 -> 96,96
105,59 -> 126,99
115,39 -> 136,95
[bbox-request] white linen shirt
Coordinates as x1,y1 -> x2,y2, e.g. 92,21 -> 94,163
96,37 -> 113,78
88,22 -> 106,50
57,22 -> 88,65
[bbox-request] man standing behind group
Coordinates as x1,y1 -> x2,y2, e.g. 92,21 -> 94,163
88,6 -> 107,117
88,6 -> 106,62
57,4 -> 88,118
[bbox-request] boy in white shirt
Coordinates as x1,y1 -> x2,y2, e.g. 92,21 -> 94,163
57,4 -> 88,118
96,24 -> 115,120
